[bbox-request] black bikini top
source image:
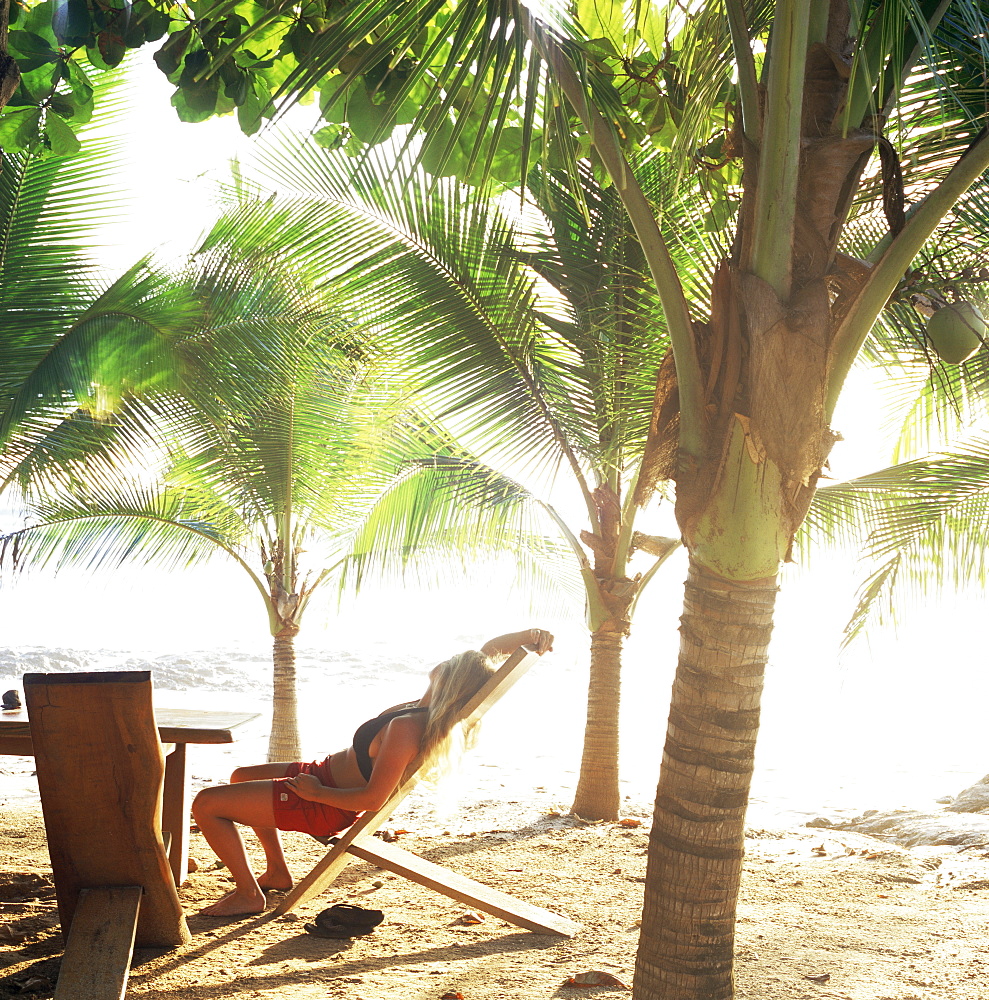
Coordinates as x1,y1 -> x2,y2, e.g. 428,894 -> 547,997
352,706 -> 428,781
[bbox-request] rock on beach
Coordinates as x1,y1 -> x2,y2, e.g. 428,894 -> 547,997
823,774 -> 989,853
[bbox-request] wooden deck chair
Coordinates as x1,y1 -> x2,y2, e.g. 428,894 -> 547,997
24,670 -> 191,1000
274,645 -> 580,937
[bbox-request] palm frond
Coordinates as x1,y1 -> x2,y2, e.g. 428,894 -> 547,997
248,136 -> 673,490
809,431 -> 989,643
338,453 -> 578,608
840,554 -> 902,647
0,261 -> 199,459
0,57 -> 135,339
1,479 -> 246,578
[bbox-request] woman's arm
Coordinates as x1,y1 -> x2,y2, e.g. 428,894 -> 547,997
283,716 -> 422,813
480,627 -> 554,659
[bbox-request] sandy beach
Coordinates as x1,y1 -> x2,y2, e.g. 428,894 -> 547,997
3,794 -> 989,1000
4,637 -> 989,999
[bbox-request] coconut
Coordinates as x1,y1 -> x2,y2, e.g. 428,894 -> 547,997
924,301 -> 987,364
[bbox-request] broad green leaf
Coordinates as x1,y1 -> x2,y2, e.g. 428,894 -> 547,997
63,61 -> 95,123
348,82 -> 415,144
96,30 -> 127,68
9,29 -> 59,72
312,123 -> 346,149
51,0 -> 92,46
43,112 -> 81,156
153,27 -> 193,80
577,0 -> 625,48
20,0 -> 58,45
236,77 -> 269,134
175,50 -> 221,119
487,127 -> 528,184
122,0 -> 170,46
10,63 -> 58,106
47,92 -> 76,119
638,3 -> 668,58
0,108 -> 43,152
172,81 -> 220,122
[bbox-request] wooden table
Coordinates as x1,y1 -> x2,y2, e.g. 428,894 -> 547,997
0,706 -> 262,885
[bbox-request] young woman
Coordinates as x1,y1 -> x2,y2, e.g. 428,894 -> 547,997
193,627 -> 554,915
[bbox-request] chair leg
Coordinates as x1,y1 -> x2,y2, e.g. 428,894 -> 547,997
347,838 -> 581,937
273,839 -> 354,914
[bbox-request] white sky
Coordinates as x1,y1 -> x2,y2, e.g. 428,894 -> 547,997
94,52 -> 319,275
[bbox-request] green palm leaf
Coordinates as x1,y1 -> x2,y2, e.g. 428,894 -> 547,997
809,433 -> 989,643
0,65 -> 132,394
339,453 -> 579,610
246,137 -> 672,496
3,479 -> 244,577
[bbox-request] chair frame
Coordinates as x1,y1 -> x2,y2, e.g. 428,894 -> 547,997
273,645 -> 580,936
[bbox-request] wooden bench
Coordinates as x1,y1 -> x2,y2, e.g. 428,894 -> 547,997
24,670 -> 191,1000
273,646 -> 580,937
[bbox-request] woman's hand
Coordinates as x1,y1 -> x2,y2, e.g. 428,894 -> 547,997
284,772 -> 324,801
527,628 -> 554,654
481,628 -> 555,658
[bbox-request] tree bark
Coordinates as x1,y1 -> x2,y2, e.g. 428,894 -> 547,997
268,623 -> 301,762
0,0 -> 21,113
634,557 -> 777,1000
571,623 -> 624,820
572,481 -> 635,820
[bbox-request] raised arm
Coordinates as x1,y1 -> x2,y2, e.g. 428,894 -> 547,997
480,628 -> 554,660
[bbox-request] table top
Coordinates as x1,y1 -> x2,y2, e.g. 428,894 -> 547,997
0,706 -> 262,747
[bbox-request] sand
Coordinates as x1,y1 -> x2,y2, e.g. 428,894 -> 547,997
2,801 -> 989,1000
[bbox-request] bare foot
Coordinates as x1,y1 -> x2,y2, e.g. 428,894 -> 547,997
258,869 -> 293,892
201,888 -> 267,916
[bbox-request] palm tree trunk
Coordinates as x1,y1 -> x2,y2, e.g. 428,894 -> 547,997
268,623 -> 302,762
633,556 -> 777,1000
571,623 -> 624,820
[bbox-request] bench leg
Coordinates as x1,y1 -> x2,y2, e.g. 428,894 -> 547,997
54,886 -> 142,1000
162,743 -> 190,885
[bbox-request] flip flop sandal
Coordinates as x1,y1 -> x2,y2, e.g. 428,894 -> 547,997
304,921 -> 361,939
315,904 -> 384,933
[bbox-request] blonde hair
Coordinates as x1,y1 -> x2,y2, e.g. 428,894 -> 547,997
411,650 -> 496,781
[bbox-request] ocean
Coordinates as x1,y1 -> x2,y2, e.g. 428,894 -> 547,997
2,553 -> 985,832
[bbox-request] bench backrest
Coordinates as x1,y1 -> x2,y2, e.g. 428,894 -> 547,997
24,670 -> 190,948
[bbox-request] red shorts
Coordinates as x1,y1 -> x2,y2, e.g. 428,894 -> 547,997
271,757 -> 360,838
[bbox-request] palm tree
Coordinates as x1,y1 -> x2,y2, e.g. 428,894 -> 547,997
248,144 -> 690,818
0,190 -> 468,761
1,127 -> 567,763
0,83 -> 351,765
190,4 -> 989,996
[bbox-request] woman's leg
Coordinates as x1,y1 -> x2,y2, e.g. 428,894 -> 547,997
231,762 -> 293,782
192,779 -> 281,915
230,763 -> 294,891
